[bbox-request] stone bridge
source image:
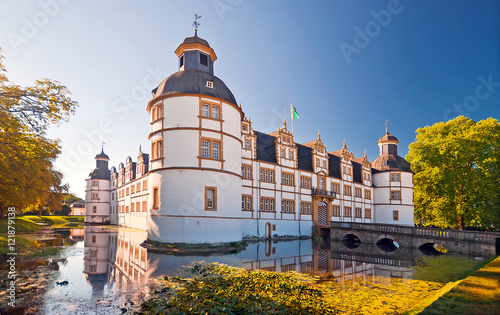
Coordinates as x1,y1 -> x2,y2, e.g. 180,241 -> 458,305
330,221 -> 500,257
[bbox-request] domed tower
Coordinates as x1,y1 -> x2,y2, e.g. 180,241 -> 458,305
85,150 -> 111,224
371,130 -> 414,226
146,32 -> 244,244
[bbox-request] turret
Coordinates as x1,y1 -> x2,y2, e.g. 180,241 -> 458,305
85,149 -> 111,224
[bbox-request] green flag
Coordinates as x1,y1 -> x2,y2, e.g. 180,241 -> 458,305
291,105 -> 300,120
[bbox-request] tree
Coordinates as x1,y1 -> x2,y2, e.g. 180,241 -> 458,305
407,116 -> 500,230
0,48 -> 78,217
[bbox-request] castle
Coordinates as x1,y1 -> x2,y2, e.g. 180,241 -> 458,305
85,31 -> 414,244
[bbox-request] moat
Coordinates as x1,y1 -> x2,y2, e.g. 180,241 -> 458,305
1,226 -> 495,314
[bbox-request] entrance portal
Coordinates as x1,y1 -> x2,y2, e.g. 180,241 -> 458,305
317,201 -> 327,226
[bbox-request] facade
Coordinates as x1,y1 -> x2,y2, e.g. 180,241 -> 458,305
85,32 -> 414,244
70,199 -> 85,215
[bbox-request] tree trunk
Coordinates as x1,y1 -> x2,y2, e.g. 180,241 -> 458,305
38,206 -> 42,217
458,214 -> 465,230
0,203 -> 4,219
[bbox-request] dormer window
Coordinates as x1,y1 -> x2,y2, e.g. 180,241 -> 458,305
242,124 -> 247,131
206,81 -> 214,88
200,53 -> 208,66
179,55 -> 184,68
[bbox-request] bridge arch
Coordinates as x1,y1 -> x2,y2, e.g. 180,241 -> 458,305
341,234 -> 361,249
376,238 -> 399,252
419,243 -> 447,255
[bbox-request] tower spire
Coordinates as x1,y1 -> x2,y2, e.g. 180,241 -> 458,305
385,119 -> 390,134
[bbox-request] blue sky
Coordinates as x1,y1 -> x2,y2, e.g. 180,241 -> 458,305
1,0 -> 499,198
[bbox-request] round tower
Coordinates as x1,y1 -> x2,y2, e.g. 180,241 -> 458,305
371,131 -> 414,226
85,150 -> 111,224
146,32 -> 243,244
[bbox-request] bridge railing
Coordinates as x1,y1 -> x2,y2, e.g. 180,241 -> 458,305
331,221 -> 500,243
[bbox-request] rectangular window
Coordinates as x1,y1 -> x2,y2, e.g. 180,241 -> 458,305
332,182 -> 340,194
205,187 -> 217,211
289,151 -> 293,160
281,172 -> 295,186
241,195 -> 252,211
355,207 -> 362,218
322,160 -> 326,168
365,189 -> 371,199
92,206 -> 97,213
201,104 -> 210,117
126,187 -> 130,196
200,53 -> 208,66
143,180 -> 147,191
332,205 -> 341,217
245,140 -> 250,150
344,206 -> 352,217
241,165 -> 252,179
136,202 -> 140,212
153,187 -> 159,209
365,208 -> 372,219
152,104 -> 163,121
300,202 -> 312,215
300,176 -> 311,189
211,106 -> 219,119
390,190 -> 401,200
280,149 -> 285,157
355,188 -> 362,198
344,185 -> 352,196
142,201 -> 147,212
91,193 -> 98,200
393,210 -> 399,221
242,124 -> 247,131
200,103 -> 221,120
92,180 -> 98,186
152,139 -> 163,159
200,138 -> 221,160
259,168 -> 275,183
92,235 -> 96,243
391,173 -> 401,181
126,206 -> 129,214
212,142 -> 220,159
131,203 -> 135,212
179,55 -> 184,67
131,185 -> 135,194
281,199 -> 295,213
259,197 -> 275,212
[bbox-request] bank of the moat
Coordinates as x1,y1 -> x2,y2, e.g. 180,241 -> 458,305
1,225 -> 497,314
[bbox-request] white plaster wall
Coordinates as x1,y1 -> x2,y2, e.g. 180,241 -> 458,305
373,204 -> 414,226
163,97 -> 199,128
163,130 -> 199,167
147,169 -> 242,243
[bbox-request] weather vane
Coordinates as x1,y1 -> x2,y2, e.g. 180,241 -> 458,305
193,14 -> 202,33
385,119 -> 390,133
101,141 -> 105,150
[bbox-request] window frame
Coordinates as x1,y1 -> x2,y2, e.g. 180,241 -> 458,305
390,190 -> 401,200
205,187 -> 217,211
200,138 -> 222,160
200,102 -> 221,120
152,186 -> 160,210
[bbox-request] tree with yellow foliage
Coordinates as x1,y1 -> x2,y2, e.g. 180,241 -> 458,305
0,48 -> 78,217
407,116 -> 500,230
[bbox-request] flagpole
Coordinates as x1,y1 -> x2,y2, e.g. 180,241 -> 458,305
290,104 -> 294,135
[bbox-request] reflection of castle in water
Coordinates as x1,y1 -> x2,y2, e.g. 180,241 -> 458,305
83,227 -> 424,294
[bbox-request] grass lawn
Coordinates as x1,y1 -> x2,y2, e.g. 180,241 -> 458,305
419,256 -> 500,314
17,215 -> 84,229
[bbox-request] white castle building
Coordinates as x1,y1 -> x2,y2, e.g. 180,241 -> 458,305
85,32 -> 414,244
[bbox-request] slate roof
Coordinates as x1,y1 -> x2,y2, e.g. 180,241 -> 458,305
378,132 -> 399,143
88,167 -> 111,180
254,131 -> 364,184
95,149 -> 109,160
372,154 -> 413,173
182,34 -> 211,47
151,70 -> 237,105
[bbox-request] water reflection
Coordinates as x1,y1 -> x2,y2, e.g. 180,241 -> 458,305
39,225 -> 489,312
